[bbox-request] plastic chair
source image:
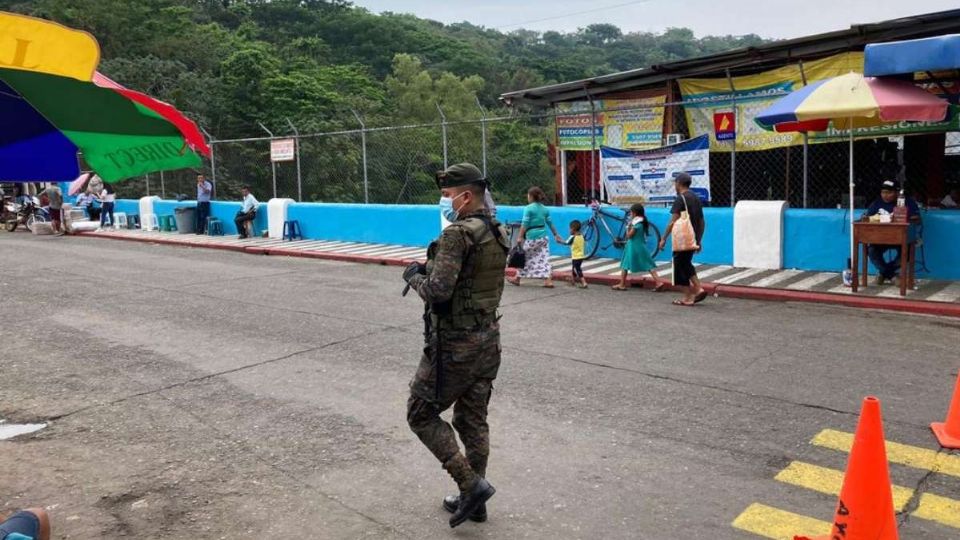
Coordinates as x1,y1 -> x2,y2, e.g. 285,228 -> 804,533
283,220 -> 302,241
113,212 -> 128,230
207,217 -> 224,236
142,214 -> 159,232
158,215 -> 177,232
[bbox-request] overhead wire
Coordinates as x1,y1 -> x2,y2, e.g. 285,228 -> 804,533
494,0 -> 653,30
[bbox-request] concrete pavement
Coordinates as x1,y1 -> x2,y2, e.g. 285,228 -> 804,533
1,232 -> 959,539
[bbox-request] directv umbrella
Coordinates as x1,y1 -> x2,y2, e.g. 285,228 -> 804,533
0,11 -> 209,183
755,72 -> 949,263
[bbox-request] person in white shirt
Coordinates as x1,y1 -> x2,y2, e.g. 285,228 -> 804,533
235,185 -> 259,239
99,184 -> 116,229
941,188 -> 959,209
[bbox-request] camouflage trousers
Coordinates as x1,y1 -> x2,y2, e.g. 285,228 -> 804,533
407,323 -> 501,485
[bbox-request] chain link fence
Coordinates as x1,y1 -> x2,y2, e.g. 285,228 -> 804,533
125,101 -> 953,210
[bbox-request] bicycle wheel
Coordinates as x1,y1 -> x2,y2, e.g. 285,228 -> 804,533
645,222 -> 663,258
582,219 -> 602,259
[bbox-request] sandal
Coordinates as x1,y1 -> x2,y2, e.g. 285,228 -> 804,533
672,299 -> 695,307
543,282 -> 555,289
611,284 -> 628,291
694,290 -> 708,304
653,282 -> 668,293
507,277 -> 520,286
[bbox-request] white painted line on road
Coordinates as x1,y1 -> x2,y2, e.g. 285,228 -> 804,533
748,269 -> 804,288
713,267 -> 767,285
590,261 -> 625,275
785,272 -> 836,290
928,282 -> 960,303
335,244 -> 394,254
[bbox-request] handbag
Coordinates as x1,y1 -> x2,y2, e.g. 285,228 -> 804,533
507,244 -> 526,269
671,192 -> 700,252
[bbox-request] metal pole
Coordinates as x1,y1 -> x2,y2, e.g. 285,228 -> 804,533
476,97 -> 488,177
258,122 -> 277,199
201,126 -> 216,199
726,69 -> 737,207
585,87 -> 598,202
160,171 -> 166,199
352,110 -> 370,204
798,61 -> 809,208
145,174 -> 150,196
436,103 -> 448,168
560,150 -> 569,206
849,122 -> 855,266
286,118 -> 302,202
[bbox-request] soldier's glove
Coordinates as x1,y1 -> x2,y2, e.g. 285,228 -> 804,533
402,262 -> 427,284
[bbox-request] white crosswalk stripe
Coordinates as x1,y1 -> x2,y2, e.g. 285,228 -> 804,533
785,272 -> 836,290
713,267 -> 768,285
749,269 -> 804,288
927,282 -> 960,303
694,266 -> 734,280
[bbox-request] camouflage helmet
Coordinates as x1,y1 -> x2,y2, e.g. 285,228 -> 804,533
435,163 -> 487,189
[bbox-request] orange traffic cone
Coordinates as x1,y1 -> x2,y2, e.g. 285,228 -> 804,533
795,396 -> 898,540
931,371 -> 960,449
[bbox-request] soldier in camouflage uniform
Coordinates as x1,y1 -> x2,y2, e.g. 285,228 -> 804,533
402,163 -> 509,528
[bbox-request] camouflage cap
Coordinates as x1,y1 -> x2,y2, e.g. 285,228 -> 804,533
436,163 -> 486,189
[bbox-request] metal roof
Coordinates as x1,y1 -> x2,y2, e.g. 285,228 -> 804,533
500,9 -> 960,107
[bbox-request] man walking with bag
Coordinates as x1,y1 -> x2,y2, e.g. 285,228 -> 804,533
659,173 -> 707,306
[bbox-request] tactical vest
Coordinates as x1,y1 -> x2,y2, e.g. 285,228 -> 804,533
431,216 -> 509,330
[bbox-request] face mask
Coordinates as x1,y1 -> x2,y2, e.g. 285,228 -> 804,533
439,192 -> 467,221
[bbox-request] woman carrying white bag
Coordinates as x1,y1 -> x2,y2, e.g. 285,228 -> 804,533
658,173 -> 707,307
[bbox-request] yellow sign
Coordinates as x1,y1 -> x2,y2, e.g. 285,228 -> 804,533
0,11 -> 100,81
678,52 -> 863,152
603,96 -> 666,150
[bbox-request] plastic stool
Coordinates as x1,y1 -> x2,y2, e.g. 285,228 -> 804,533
207,218 -> 224,236
158,215 -> 177,232
113,212 -> 128,230
142,214 -> 159,231
283,220 -> 302,241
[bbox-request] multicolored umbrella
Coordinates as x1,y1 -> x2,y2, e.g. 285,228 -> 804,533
755,71 -> 949,265
0,11 -> 209,182
756,72 -> 949,132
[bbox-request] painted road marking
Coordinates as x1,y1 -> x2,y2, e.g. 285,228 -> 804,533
812,429 -> 960,478
915,493 -> 960,529
747,269 -> 803,288
693,265 -> 733,280
732,503 -> 830,540
775,461 -> 913,511
927,282 -> 960,303
785,272 -> 835,290
714,267 -> 767,285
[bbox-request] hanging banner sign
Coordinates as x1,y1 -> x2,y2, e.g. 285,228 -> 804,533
270,138 -> 296,162
556,96 -> 665,151
600,134 -> 711,205
678,52 -> 863,152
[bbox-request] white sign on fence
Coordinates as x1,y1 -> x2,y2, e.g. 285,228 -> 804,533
600,134 -> 711,204
270,138 -> 296,162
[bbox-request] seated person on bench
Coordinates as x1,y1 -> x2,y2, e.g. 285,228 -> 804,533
234,185 -> 259,239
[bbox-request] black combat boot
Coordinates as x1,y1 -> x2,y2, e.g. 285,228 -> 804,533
442,494 -> 487,522
449,477 -> 495,528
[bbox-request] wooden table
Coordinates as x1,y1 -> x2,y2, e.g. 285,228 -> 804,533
852,221 -> 916,296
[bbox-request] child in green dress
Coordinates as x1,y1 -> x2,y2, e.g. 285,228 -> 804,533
612,203 -> 666,291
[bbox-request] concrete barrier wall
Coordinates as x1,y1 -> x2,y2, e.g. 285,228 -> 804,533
114,199 -> 958,279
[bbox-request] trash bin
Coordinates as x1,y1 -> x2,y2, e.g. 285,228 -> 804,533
174,206 -> 197,234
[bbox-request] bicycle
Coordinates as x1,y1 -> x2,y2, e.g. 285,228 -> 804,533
581,200 -> 661,260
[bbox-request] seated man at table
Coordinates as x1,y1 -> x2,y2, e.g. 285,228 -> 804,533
234,185 -> 259,239
864,180 -> 920,285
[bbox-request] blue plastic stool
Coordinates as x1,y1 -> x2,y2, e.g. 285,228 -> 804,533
207,217 -> 224,236
283,220 -> 302,241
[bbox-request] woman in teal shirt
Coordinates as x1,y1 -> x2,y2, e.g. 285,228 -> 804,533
508,186 -> 564,288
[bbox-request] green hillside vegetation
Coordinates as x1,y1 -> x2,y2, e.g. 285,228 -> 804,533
1,0 -> 766,202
